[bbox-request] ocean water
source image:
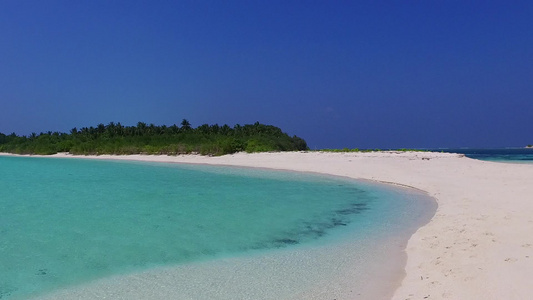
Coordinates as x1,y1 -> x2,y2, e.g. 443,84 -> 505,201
438,148 -> 533,163
0,156 -> 435,299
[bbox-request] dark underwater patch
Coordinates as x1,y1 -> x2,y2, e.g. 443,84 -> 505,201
264,200 -> 371,249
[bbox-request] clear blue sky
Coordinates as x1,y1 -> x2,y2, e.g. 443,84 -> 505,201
1,1 -> 531,149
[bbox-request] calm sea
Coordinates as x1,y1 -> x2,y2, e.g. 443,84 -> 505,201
437,148 -> 533,163
0,156 -> 434,299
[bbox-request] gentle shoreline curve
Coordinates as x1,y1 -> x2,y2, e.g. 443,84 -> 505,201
3,151 -> 533,299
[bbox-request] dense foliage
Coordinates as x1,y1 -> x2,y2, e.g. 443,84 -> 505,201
0,120 -> 308,156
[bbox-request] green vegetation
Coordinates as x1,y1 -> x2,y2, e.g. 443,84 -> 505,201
0,120 -> 308,156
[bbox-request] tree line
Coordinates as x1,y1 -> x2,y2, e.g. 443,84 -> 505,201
0,120 -> 308,156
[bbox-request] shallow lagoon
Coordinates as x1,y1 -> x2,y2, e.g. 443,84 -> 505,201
0,156 -> 435,299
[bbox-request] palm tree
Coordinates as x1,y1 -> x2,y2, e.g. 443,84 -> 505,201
97,123 -> 106,135
115,122 -> 124,136
80,127 -> 89,136
220,124 -> 232,135
169,124 -> 179,134
136,122 -> 147,136
197,124 -> 210,134
180,119 -> 191,131
148,123 -> 156,135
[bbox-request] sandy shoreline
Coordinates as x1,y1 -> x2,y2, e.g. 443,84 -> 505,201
3,151 -> 533,299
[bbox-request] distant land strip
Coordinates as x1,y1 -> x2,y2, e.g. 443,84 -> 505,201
0,120 -> 308,156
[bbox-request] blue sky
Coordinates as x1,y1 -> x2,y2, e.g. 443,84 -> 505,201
1,1 -> 531,149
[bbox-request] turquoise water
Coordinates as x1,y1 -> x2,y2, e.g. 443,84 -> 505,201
0,156 -> 434,299
437,148 -> 533,163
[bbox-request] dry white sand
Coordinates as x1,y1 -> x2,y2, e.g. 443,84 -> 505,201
5,151 -> 533,299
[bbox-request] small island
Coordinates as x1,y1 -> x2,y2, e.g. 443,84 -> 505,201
526,145 -> 533,148
0,120 -> 308,156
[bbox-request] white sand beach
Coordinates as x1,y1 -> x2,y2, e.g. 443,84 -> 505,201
5,151 -> 533,299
